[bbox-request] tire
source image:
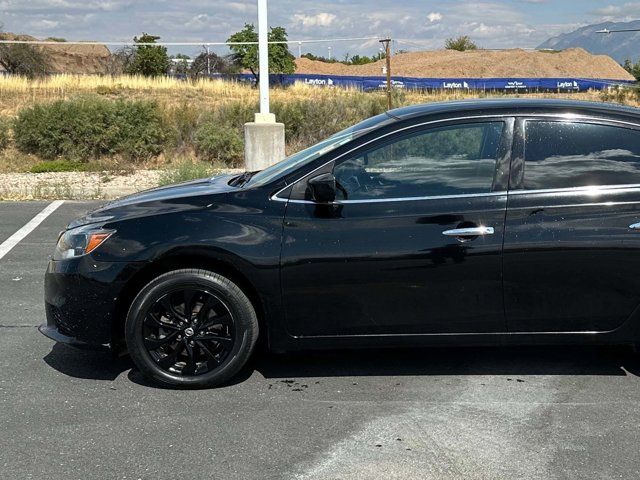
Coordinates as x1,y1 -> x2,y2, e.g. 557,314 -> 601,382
125,269 -> 258,388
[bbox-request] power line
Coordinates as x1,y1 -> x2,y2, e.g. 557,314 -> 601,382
0,36 -> 379,47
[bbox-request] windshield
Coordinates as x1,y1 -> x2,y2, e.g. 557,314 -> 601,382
244,112 -> 395,187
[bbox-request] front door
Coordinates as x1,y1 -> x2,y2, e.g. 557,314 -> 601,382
281,119 -> 514,337
504,118 -> 640,332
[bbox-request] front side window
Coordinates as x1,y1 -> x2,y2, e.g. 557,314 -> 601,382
524,121 -> 640,190
334,122 -> 505,200
246,112 -> 395,188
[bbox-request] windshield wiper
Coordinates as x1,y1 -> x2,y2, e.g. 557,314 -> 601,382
229,171 -> 255,187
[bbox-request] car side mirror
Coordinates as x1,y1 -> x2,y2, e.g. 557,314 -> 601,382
308,173 -> 337,203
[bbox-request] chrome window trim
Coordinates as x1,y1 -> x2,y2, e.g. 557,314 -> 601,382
270,112 -> 640,204
275,191 -> 508,205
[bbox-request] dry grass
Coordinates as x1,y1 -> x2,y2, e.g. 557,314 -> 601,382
0,75 -> 388,115
1,74 -> 637,117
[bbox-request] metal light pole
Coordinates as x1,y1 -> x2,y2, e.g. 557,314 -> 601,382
257,0 -> 270,118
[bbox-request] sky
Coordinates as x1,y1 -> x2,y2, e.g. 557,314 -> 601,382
0,0 -> 639,57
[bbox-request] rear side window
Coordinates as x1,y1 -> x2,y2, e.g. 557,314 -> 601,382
524,121 -> 640,190
334,122 -> 505,200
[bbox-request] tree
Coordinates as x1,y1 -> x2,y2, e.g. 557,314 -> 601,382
623,58 -> 640,81
171,54 -> 191,76
0,43 -> 49,77
189,51 -> 238,77
445,36 -> 478,52
109,45 -> 135,75
301,52 -> 337,64
301,52 -> 384,66
227,24 -> 295,82
124,33 -> 170,77
0,24 -> 50,77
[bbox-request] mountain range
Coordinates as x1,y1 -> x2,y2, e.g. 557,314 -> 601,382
538,20 -> 640,63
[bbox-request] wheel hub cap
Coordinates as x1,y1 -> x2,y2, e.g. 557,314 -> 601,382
184,327 -> 195,337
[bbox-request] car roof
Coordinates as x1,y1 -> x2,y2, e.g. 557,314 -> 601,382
387,99 -> 640,121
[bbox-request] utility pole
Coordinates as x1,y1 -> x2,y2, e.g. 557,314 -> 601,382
380,38 -> 392,111
206,45 -> 210,76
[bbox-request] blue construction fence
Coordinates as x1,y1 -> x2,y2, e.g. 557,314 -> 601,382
212,73 -> 636,92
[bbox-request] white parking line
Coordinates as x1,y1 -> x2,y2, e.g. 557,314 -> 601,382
0,200 -> 65,260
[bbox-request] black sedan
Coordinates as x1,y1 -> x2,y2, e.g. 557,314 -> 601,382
40,99 -> 640,388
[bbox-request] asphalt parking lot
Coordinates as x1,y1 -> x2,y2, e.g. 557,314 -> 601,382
2,200 -> 640,479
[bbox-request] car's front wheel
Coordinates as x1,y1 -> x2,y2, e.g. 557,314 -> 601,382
125,269 -> 258,388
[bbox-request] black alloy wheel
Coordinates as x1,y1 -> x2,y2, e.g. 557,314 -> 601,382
126,269 -> 259,388
143,289 -> 235,376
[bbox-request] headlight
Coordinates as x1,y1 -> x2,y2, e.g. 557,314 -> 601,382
53,226 -> 115,260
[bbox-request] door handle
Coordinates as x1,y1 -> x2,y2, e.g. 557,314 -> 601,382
442,226 -> 495,237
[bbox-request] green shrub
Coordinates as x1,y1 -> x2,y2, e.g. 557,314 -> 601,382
13,96 -> 168,161
0,118 -> 10,151
194,122 -> 244,165
272,93 -> 387,146
30,160 -> 86,173
214,101 -> 256,128
166,101 -> 200,150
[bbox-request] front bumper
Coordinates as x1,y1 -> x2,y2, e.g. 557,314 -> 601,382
42,256 -> 144,347
38,324 -> 110,351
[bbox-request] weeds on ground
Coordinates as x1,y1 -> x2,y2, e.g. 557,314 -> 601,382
157,159 -> 227,186
29,159 -> 86,173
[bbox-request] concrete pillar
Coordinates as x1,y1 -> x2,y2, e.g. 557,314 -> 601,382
244,114 -> 285,171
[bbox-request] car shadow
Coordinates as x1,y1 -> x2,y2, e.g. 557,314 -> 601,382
254,345 -> 640,379
43,343 -> 132,382
43,343 -> 640,388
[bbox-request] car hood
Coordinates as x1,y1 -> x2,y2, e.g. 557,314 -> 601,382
68,173 -> 239,229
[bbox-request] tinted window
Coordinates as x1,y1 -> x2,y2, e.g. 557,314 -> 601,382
524,121 -> 640,190
247,112 -> 395,188
334,122 -> 504,200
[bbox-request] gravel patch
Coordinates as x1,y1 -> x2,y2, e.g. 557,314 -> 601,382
0,170 -> 163,200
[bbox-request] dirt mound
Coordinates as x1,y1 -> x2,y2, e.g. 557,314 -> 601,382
296,48 -> 634,80
0,32 -> 111,74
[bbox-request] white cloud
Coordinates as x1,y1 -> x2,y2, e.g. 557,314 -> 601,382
590,2 -> 640,21
184,14 -> 212,30
29,19 -> 60,29
227,2 -> 254,14
0,0 -> 133,12
292,12 -> 337,28
427,12 -> 443,23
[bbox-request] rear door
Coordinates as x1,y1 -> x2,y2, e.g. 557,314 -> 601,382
504,117 -> 640,333
280,118 -> 514,337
